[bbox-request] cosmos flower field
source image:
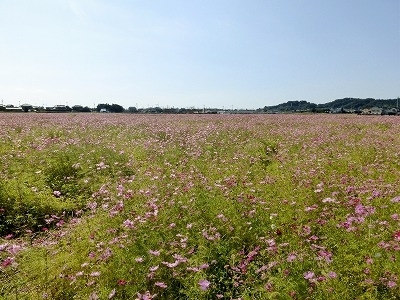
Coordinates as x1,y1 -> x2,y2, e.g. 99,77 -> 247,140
0,113 -> 399,299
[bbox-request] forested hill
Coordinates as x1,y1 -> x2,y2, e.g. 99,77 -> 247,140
264,98 -> 399,112
319,98 -> 399,110
263,100 -> 317,112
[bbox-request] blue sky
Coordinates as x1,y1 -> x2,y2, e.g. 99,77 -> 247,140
1,0 -> 399,109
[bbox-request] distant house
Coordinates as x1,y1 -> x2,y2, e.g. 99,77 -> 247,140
370,107 -> 382,115
5,106 -> 23,112
361,108 -> 370,115
53,105 -> 69,111
100,108 -> 108,113
361,107 -> 383,115
44,105 -> 71,112
382,108 -> 398,115
330,108 -> 343,114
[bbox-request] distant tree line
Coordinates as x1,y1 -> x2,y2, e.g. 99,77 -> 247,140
96,103 -> 124,113
2,97 -> 398,114
72,105 -> 91,112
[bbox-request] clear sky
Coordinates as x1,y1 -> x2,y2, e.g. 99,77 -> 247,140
1,0 -> 399,109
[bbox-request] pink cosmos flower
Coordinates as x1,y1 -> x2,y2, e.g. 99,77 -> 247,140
101,248 -> 112,260
123,219 -> 135,228
162,261 -> 179,268
199,263 -> 209,269
322,197 -> 336,203
86,280 -> 95,286
149,265 -> 159,272
364,278 -> 374,285
7,244 -> 23,255
317,250 -> 333,264
1,257 -> 13,267
87,201 -> 97,211
149,249 -> 160,256
108,288 -> 116,299
202,228 -> 221,241
378,241 -> 390,249
136,291 -> 157,300
287,253 -> 297,262
172,254 -> 187,262
117,279 -> 127,285
0,243 -> 8,251
198,279 -> 211,291
217,214 -> 228,221
135,257 -> 144,263
365,257 -> 374,265
303,271 -> 315,280
391,213 -> 400,221
264,281 -> 274,292
305,204 -> 318,212
328,271 -> 337,279
266,239 -> 276,247
302,225 -> 311,236
391,196 -> 400,203
155,281 -> 167,289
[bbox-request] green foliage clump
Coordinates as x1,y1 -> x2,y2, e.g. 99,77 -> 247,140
0,179 -> 76,236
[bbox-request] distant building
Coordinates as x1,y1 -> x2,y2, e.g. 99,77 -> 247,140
53,105 -> 69,111
361,107 -> 383,115
44,105 -> 71,112
5,106 -> 23,112
382,108 -> 398,115
370,107 -> 383,115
